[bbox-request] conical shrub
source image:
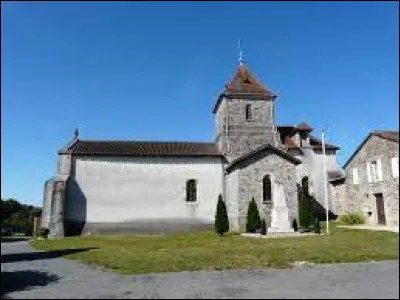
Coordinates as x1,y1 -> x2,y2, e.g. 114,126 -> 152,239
214,194 -> 229,236
246,198 -> 261,233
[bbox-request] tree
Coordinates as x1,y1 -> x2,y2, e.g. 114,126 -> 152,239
1,198 -> 22,222
214,195 -> 229,236
1,198 -> 41,236
298,192 -> 312,229
246,198 -> 261,233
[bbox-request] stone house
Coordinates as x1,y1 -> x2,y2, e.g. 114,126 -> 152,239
42,60 -> 342,237
330,131 -> 399,227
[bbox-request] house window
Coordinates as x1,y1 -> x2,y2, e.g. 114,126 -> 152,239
186,179 -> 197,202
263,175 -> 272,202
245,104 -> 253,121
370,161 -> 378,182
392,157 -> 399,178
352,168 -> 359,185
367,160 -> 383,183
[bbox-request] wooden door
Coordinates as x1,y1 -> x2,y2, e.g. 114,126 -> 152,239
375,193 -> 386,225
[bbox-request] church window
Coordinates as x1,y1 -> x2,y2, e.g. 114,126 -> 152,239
245,104 -> 253,121
263,175 -> 272,202
186,179 -> 197,202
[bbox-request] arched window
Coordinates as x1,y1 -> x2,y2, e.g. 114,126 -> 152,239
263,175 -> 272,202
301,176 -> 309,196
245,104 -> 253,121
186,179 -> 197,202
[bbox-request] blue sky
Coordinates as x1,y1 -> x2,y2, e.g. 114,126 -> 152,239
1,1 -> 398,206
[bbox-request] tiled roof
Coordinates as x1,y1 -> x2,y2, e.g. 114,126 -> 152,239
276,126 -> 339,151
371,130 -> 399,143
296,122 -> 313,131
213,64 -> 277,113
59,140 -> 223,157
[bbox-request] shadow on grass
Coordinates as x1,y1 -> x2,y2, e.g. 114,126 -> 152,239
1,247 -> 97,264
1,270 -> 59,297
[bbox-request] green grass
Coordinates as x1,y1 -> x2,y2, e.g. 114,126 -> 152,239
31,222 -> 399,275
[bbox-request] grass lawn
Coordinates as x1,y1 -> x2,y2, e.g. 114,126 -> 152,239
31,222 -> 399,275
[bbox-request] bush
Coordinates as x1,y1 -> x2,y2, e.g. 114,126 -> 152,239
260,219 -> 267,235
338,212 -> 365,225
298,192 -> 313,229
214,195 -> 229,236
35,228 -> 50,239
292,219 -> 298,232
246,198 -> 261,233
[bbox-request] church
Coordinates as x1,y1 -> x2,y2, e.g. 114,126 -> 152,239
42,59 -> 342,237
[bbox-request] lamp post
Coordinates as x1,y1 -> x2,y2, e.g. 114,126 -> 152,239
321,129 -> 330,235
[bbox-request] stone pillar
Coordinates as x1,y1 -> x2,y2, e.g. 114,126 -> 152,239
49,180 -> 66,238
41,179 -> 55,229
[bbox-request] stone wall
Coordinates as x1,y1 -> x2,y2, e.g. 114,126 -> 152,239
214,97 -> 281,162
226,170 -> 240,231
344,136 -> 399,226
329,178 -> 347,215
230,151 -> 298,231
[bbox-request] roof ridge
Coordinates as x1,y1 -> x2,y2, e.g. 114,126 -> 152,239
78,139 -> 216,145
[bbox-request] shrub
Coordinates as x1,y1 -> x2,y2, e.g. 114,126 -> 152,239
214,195 -> 229,236
292,219 -> 298,232
338,212 -> 365,225
260,219 -> 267,235
35,228 -> 50,239
298,192 -> 312,229
246,198 -> 261,233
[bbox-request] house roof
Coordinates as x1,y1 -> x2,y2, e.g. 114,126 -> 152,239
276,126 -> 339,151
343,130 -> 399,168
296,122 -> 313,131
213,64 -> 277,113
226,143 -> 301,173
59,139 -> 224,158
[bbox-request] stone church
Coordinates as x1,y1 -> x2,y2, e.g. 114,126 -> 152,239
42,60 -> 342,237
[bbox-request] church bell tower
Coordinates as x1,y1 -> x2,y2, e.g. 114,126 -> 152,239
213,60 -> 281,162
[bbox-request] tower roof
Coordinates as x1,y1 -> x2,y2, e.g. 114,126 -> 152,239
213,64 -> 277,113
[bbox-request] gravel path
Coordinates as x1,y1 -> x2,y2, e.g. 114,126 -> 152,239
1,240 -> 399,299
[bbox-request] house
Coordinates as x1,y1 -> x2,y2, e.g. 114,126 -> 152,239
42,59 -> 342,237
331,131 -> 399,227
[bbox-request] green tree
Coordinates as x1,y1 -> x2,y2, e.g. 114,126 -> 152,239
1,198 -> 22,223
298,193 -> 312,229
1,198 -> 41,236
246,198 -> 261,233
214,195 -> 229,236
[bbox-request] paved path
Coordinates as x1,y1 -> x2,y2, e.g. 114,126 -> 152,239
337,225 -> 399,233
1,240 -> 399,299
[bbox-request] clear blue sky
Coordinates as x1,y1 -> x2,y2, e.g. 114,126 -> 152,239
1,1 -> 398,206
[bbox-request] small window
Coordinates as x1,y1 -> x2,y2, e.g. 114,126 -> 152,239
263,175 -> 272,202
186,179 -> 197,202
245,104 -> 253,121
352,168 -> 359,185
